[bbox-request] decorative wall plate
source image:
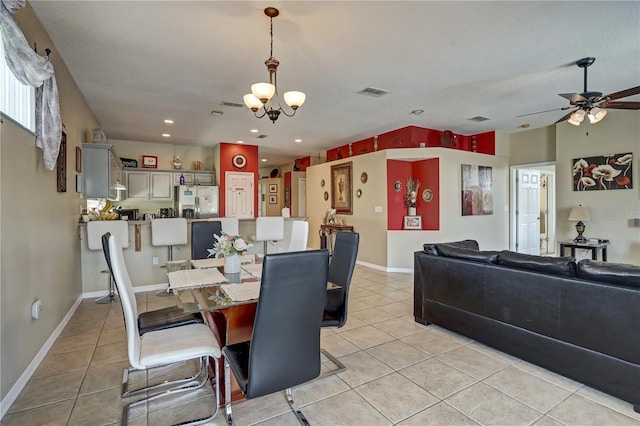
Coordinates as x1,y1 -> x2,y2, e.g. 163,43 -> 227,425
394,180 -> 402,192
323,191 -> 329,201
356,189 -> 362,198
232,154 -> 247,168
321,179 -> 325,187
360,172 -> 368,183
422,188 -> 433,202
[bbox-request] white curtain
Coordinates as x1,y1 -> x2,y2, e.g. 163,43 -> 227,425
0,0 -> 61,170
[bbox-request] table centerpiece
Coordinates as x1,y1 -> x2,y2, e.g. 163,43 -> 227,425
207,233 -> 252,274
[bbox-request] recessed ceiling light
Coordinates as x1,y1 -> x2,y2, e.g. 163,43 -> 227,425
162,133 -> 170,137
294,139 -> 302,143
237,140 -> 244,144
520,123 -> 530,128
250,129 -> 259,133
261,158 -> 267,162
163,119 -> 174,124
411,109 -> 424,115
210,110 -> 224,116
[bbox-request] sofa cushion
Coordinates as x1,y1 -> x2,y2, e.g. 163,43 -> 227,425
577,259 -> 640,288
436,244 -> 498,264
498,250 -> 577,277
423,239 -> 479,255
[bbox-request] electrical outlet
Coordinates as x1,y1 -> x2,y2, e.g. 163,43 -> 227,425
152,257 -> 159,265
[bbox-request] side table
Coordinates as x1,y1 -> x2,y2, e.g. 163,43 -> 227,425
559,240 -> 609,261
320,224 -> 354,255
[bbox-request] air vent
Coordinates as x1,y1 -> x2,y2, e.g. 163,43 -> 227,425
256,134 -> 268,139
221,101 -> 244,108
468,116 -> 490,122
357,87 -> 388,97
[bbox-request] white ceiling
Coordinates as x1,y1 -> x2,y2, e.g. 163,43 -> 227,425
29,1 -> 640,167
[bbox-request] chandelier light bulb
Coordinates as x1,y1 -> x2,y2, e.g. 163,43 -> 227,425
588,107 -> 607,124
283,91 -> 306,109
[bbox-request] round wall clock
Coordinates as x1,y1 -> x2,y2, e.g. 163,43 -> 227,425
232,154 -> 247,168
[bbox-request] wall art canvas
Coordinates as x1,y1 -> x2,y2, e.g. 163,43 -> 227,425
572,153 -> 633,191
461,164 -> 493,216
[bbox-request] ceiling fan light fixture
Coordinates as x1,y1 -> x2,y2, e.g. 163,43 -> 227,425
568,109 -> 586,126
588,107 -> 607,124
244,7 -> 305,123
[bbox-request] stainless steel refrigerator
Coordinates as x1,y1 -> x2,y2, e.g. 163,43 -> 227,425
174,185 -> 219,218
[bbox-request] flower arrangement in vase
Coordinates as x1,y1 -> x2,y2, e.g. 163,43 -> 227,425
208,233 -> 252,274
404,176 -> 421,215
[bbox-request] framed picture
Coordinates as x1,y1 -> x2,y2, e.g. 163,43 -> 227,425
142,155 -> 158,168
269,183 -> 278,193
572,152 -> 632,191
56,131 -> 67,192
404,215 -> 422,230
269,194 -> 277,204
331,161 -> 353,214
461,164 -> 493,216
75,146 -> 82,172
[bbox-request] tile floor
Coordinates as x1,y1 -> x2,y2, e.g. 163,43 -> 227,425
3,265 -> 640,425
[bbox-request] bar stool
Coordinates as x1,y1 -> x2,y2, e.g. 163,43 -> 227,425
151,218 -> 187,295
87,220 -> 129,304
217,217 -> 239,236
253,216 -> 284,256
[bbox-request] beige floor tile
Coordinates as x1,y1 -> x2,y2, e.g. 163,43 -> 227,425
335,315 -> 367,332
377,300 -> 414,316
70,309 -> 109,324
399,358 -> 477,399
339,324 -> 395,349
346,298 -> 373,312
97,325 -> 126,346
372,317 -> 429,339
357,294 -> 400,307
336,351 -> 394,387
253,411 -> 300,426
8,370 -> 84,413
60,319 -> 104,338
79,360 -> 131,395
301,389 -> 390,425
321,333 -> 361,358
355,372 -> 439,423
398,401 -> 480,425
48,331 -> 99,354
532,415 -> 567,426
576,386 -> 640,421
67,387 -> 146,426
400,329 -> 468,356
147,387 -> 218,425
32,347 -> 93,379
548,394 -> 640,425
447,382 -> 542,426
293,373 -> 350,406
366,340 -> 430,370
514,360 -> 583,392
0,399 -> 74,426
484,365 -> 572,412
228,391 -> 291,425
436,345 -> 510,379
90,341 -> 128,365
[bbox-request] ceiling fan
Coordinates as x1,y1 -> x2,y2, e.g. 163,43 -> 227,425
519,57 -> 640,126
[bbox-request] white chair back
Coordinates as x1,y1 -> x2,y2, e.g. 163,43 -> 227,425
287,221 -> 309,252
87,220 -> 129,250
108,234 -> 143,369
217,217 -> 239,236
151,218 -> 188,246
255,217 -> 285,242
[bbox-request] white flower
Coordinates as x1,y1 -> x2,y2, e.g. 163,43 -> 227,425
207,232 -> 252,258
615,153 -> 632,166
572,159 -> 589,175
580,177 -> 596,187
592,164 -> 621,181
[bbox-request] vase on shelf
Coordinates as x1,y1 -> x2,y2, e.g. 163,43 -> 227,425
408,207 -> 417,216
224,253 -> 241,274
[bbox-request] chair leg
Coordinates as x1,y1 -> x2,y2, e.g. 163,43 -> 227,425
122,356 -> 220,426
95,274 -> 120,304
121,356 -> 207,398
320,348 -> 347,376
285,388 -> 310,426
224,359 -> 235,426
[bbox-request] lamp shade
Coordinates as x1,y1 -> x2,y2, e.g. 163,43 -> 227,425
251,83 -> 275,103
588,107 -> 607,124
568,109 -> 586,126
283,91 -> 306,109
243,93 -> 263,111
568,205 -> 590,222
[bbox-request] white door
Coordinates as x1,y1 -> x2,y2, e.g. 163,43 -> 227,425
298,178 -> 306,217
226,172 -> 254,218
516,169 -> 541,255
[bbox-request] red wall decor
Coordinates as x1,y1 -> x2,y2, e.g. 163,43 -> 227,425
218,143 -> 259,217
294,156 -> 311,171
386,158 -> 440,231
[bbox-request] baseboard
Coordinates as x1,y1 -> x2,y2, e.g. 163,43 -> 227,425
82,282 -> 168,299
0,295 -> 83,419
356,260 -> 412,274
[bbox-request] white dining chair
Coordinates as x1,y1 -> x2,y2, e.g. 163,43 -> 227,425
253,216 -> 284,256
286,220 -> 309,252
87,220 -> 129,304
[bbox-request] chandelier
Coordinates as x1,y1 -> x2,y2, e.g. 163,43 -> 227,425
243,7 -> 306,123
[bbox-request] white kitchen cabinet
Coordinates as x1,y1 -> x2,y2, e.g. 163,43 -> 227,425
195,172 -> 215,185
82,143 -> 123,199
125,171 -> 173,201
173,172 -> 194,185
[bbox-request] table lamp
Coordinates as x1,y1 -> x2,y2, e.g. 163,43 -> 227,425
568,205 -> 590,243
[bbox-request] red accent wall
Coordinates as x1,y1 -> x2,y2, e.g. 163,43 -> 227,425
294,156 -> 311,171
387,158 -> 440,231
219,143 -> 259,217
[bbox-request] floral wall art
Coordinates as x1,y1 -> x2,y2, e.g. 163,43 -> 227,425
572,153 -> 633,191
461,164 -> 493,216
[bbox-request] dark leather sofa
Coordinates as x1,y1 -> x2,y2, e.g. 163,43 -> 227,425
414,240 -> 640,412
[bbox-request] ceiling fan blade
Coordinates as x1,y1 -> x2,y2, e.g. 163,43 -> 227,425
604,86 -> 640,101
516,107 -> 568,118
602,101 -> 640,110
559,93 -> 588,104
555,110 -> 576,124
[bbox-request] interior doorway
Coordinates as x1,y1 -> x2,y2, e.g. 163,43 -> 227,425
225,171 -> 254,218
510,163 -> 556,255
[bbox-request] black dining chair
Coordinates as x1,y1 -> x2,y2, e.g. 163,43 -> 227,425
222,249 -> 330,426
321,231 -> 359,375
191,220 -> 223,260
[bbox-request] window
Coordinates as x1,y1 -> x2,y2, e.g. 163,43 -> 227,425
0,33 -> 35,132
